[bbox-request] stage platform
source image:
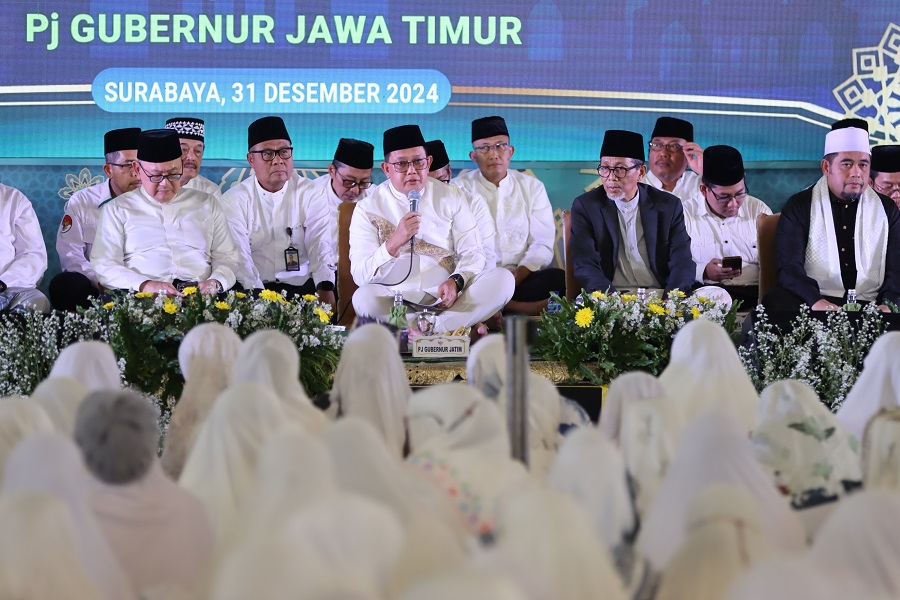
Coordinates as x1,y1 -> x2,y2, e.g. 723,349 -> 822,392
403,358 -> 605,423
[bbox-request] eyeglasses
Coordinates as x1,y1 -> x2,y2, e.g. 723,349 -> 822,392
649,142 -> 684,153
335,168 -> 372,190
249,147 -> 293,161
874,182 -> 900,196
473,142 -> 510,155
707,188 -> 749,204
136,161 -> 182,183
597,164 -> 641,179
388,158 -> 429,173
107,161 -> 135,169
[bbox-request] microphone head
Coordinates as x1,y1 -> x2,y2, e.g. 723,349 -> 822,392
407,189 -> 421,212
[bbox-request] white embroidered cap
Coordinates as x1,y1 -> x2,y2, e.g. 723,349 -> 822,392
824,127 -> 870,156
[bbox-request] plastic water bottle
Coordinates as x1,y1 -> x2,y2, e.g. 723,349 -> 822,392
637,287 -> 647,302
847,289 -> 857,304
547,292 -> 562,314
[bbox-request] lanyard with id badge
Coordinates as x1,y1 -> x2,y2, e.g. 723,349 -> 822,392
284,226 -> 301,271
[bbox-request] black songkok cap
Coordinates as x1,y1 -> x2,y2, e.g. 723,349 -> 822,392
104,127 -> 141,155
165,117 -> 205,141
333,138 -> 374,170
600,130 -> 645,162
425,140 -> 450,171
702,145 -> 745,187
383,124 -> 426,156
872,145 -> 900,173
471,116 -> 509,143
137,129 -> 182,163
248,116 -> 291,150
651,116 -> 694,142
831,118 -> 869,133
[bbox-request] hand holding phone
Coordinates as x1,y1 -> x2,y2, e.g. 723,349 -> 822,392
721,256 -> 742,271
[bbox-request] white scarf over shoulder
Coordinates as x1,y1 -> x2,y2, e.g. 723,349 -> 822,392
805,176 -> 887,301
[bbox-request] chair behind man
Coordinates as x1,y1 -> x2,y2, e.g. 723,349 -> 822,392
756,213 -> 781,304
337,202 -> 358,326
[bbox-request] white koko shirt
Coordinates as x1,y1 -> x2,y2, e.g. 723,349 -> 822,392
641,169 -> 701,203
221,173 -> 334,289
682,193 -> 772,285
183,173 -> 223,201
349,179 -> 485,295
57,179 -> 113,285
0,183 -> 47,288
91,186 -> 241,291
454,169 -> 554,271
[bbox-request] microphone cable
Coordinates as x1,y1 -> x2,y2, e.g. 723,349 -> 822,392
377,189 -> 421,288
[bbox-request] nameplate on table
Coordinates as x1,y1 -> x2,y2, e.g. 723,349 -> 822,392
412,336 -> 469,358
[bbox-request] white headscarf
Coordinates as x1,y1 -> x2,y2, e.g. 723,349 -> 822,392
1,433 -> 135,600
326,417 -> 460,535
0,491 -> 105,600
401,568 -> 528,600
837,331 -> 900,440
658,319 -> 759,432
600,371 -> 667,443
727,556 -> 867,600
331,323 -> 411,457
232,329 -> 328,434
752,380 -> 861,505
179,383 -> 286,539
212,493 -> 402,600
466,334 -> 506,399
655,484 -> 777,600
50,340 -> 121,392
638,409 -> 805,570
30,376 -> 88,435
0,396 -> 54,479
862,407 -> 900,491
389,511 -> 468,597
406,383 -> 531,537
810,490 -> 900,597
496,487 -> 628,600
163,323 -> 243,479
497,374 -> 561,480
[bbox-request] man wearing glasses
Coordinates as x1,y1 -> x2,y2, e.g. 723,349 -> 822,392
871,145 -> 900,209
164,117 -> 223,201
349,124 -> 514,333
221,116 -> 336,310
91,129 -> 244,296
570,129 -> 696,297
313,137 -> 375,208
640,116 -> 705,203
454,116 -> 564,316
51,127 -> 141,310
683,145 -> 772,307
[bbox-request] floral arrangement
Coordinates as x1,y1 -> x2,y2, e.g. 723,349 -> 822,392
739,303 -> 886,412
534,290 -> 741,385
0,289 -> 344,423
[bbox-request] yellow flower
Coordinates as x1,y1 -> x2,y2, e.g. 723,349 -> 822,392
135,291 -> 154,299
102,302 -> 115,310
181,286 -> 198,296
574,307 -> 594,328
668,289 -> 686,299
260,289 -> 282,302
235,292 -> 247,299
590,291 -> 607,301
647,303 -> 666,316
691,307 -> 701,319
162,300 -> 177,314
621,294 -> 638,303
699,297 -> 715,305
215,301 -> 230,310
302,294 -> 318,302
314,307 -> 331,323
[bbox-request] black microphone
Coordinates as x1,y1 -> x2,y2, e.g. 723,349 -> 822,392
407,189 -> 421,246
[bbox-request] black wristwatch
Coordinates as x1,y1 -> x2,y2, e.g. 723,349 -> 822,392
214,280 -> 224,294
316,281 -> 335,292
0,280 -> 6,293
450,273 -> 465,293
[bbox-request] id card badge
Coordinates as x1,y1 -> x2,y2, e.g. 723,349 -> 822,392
284,246 -> 301,271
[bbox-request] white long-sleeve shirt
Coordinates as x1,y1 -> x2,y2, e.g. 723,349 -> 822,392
453,169 -> 554,271
183,174 -> 223,201
56,179 -> 113,285
0,183 -> 47,288
682,193 -> 772,285
349,179 -> 485,295
641,170 -> 701,203
220,173 -> 334,289
91,187 -> 240,291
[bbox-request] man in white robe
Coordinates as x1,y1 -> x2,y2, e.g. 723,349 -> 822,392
91,129 -> 243,295
164,117 -> 222,200
51,127 -> 141,310
0,182 -> 49,313
350,124 -> 514,333
640,116 -> 704,203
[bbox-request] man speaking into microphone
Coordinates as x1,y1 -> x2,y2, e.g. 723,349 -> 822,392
349,124 -> 514,333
